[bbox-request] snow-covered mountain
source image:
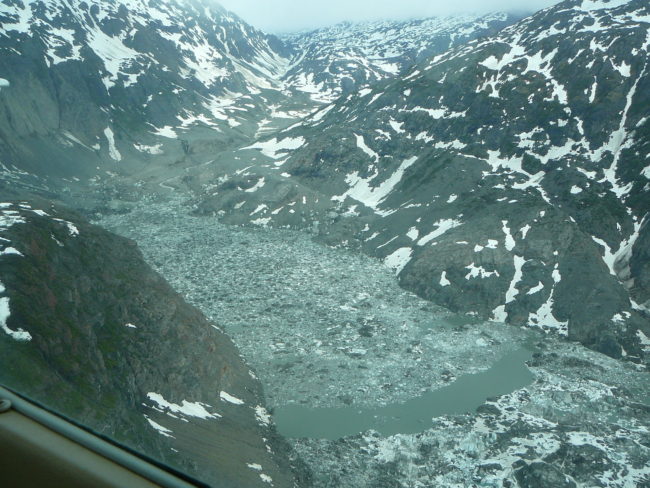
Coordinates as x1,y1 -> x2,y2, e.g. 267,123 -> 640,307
2,1 -> 650,486
0,0 -> 297,181
281,13 -> 520,103
2,0 -> 647,397
198,0 -> 650,360
0,1 -> 521,195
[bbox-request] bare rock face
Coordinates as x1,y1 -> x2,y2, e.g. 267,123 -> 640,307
198,0 -> 650,362
514,462 -> 577,488
0,199 -> 308,488
0,0 -> 292,180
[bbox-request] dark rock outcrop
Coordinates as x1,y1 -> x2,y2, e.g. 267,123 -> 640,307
0,199 -> 308,488
201,0 -> 650,361
514,462 -> 577,488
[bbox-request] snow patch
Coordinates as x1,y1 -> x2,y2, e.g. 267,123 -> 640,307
491,305 -> 507,322
251,217 -> 272,227
53,219 -> 79,237
248,137 -> 305,160
332,157 -> 418,215
255,405 -> 272,425
0,247 -> 23,256
406,227 -> 419,241
502,221 -> 516,251
591,237 -> 617,276
134,143 -> 163,155
440,271 -> 451,287
103,127 -> 121,161
355,133 -> 380,161
505,256 -> 526,303
637,330 -> 650,350
146,392 -> 221,419
144,416 -> 174,438
384,247 -> 413,275
245,178 -> 266,193
527,282 -> 544,295
465,263 -> 500,280
417,219 -> 463,246
528,287 -> 568,336
0,297 -> 31,342
151,126 -> 178,139
220,391 -> 245,405
388,119 -> 405,134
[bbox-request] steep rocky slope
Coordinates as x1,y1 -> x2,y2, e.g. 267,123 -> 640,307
0,1 -> 522,199
0,199 -> 308,488
0,0 -> 299,183
281,13 -> 520,103
196,0 -> 650,361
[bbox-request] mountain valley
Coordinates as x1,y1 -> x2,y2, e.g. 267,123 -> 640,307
96,196 -> 650,488
1,0 -> 649,486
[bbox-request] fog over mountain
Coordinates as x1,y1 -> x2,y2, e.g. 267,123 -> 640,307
218,0 -> 562,32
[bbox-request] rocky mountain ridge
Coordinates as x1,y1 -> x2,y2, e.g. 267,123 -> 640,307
0,3 -> 546,486
194,0 -> 650,362
0,0 -> 297,182
0,198 -> 307,487
281,12 -> 520,103
0,0 -> 520,193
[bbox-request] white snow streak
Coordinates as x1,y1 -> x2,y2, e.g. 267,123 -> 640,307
355,133 -> 379,161
417,219 -> 463,246
505,256 -> 526,304
0,297 -> 32,342
333,157 -> 418,215
104,127 -> 121,161
384,247 -> 413,275
145,416 -> 174,438
502,221 -> 516,251
220,391 -> 245,405
146,392 -> 221,419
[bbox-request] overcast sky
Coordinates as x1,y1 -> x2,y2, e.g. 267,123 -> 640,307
217,0 -> 562,33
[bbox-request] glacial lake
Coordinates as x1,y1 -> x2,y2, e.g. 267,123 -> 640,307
98,202 -> 539,433
273,347 -> 534,440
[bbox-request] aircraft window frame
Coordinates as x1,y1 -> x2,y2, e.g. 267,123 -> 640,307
0,384 -> 209,488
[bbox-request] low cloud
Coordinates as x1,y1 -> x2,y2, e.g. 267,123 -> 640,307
218,0 -> 561,33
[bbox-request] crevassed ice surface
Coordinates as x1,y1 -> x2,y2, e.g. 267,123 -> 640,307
97,198 -> 650,488
97,198 -> 535,410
